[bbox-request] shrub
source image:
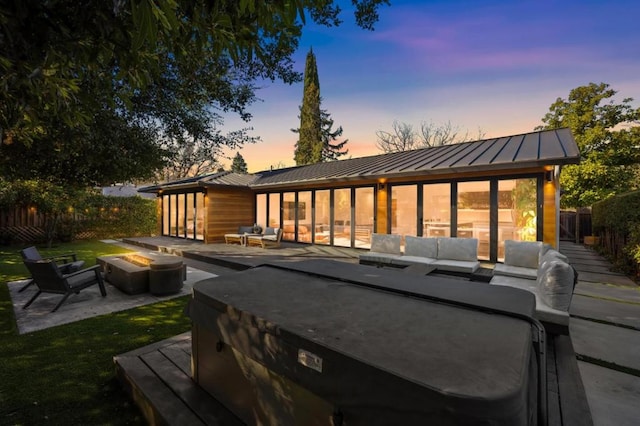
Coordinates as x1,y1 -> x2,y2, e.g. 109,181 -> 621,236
76,195 -> 157,239
592,190 -> 640,279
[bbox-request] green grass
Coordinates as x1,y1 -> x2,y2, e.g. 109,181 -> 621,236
0,241 -> 193,425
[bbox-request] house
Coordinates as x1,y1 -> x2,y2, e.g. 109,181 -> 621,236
139,128 -> 580,262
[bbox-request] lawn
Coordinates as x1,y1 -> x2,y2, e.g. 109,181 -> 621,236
0,241 -> 193,425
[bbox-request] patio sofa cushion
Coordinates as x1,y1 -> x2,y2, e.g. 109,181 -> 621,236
359,233 -> 402,265
493,264 -> 538,280
432,259 -> 480,274
392,255 -> 435,267
433,237 -> 480,273
489,275 -> 570,327
405,236 -> 438,258
503,240 -> 544,269
538,259 -> 575,311
436,237 -> 478,261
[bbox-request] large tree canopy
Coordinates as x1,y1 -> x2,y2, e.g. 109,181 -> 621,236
0,0 -> 389,146
537,82 -> 640,208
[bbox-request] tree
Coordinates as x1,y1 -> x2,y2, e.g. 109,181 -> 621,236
0,0 -> 389,146
231,152 -> 249,174
375,120 -> 483,153
537,82 -> 640,207
293,48 -> 348,165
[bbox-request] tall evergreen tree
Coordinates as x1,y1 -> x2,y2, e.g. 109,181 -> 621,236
231,152 -> 248,174
293,48 -> 348,165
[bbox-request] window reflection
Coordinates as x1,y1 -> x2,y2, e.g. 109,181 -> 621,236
423,183 -> 450,238
314,190 -> 330,245
457,181 -> 490,260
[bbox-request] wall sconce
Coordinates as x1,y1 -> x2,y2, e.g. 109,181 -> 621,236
379,183 -> 386,190
545,170 -> 554,182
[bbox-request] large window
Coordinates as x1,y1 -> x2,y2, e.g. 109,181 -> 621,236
298,191 -> 312,243
355,187 -> 374,249
314,190 -> 331,245
195,193 -> 205,240
498,178 -> 537,260
186,193 -> 195,239
423,183 -> 451,237
457,181 -> 490,259
391,185 -> 417,237
334,188 -> 351,247
268,193 -> 280,228
282,192 -> 295,241
162,195 -> 170,236
162,192 -> 204,240
256,194 -> 267,230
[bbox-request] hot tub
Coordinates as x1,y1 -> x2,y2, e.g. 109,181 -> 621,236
186,260 -> 544,425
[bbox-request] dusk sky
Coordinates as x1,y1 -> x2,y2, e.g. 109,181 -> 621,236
221,0 -> 640,172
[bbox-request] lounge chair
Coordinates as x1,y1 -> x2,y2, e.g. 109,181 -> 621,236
22,260 -> 107,312
246,227 -> 282,248
19,246 -> 85,292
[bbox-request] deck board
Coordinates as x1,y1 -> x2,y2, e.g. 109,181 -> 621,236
115,332 -> 242,426
116,331 -> 592,425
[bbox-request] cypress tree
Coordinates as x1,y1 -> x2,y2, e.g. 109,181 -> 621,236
293,48 -> 348,165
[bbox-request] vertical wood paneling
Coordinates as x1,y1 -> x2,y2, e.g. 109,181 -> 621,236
205,188 -> 255,243
543,180 -> 557,248
376,184 -> 388,234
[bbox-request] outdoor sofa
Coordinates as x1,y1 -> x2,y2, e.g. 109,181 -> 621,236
246,227 -> 282,248
489,240 -> 576,334
359,234 -> 480,274
224,226 -> 256,245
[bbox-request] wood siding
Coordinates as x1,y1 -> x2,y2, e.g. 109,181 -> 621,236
543,178 -> 558,248
205,187 -> 255,243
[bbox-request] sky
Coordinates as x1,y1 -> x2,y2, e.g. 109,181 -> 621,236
220,0 -> 640,172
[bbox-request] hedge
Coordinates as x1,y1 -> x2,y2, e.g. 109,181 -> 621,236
592,190 -> 640,279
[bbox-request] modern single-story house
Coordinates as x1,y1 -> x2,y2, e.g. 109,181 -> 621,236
139,128 -> 580,262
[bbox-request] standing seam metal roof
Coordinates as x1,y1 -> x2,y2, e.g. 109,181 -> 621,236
139,128 -> 579,193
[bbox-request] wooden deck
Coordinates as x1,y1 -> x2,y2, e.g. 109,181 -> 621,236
115,331 -> 592,426
114,332 -> 243,426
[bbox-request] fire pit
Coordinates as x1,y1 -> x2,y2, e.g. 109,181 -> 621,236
97,252 -> 185,295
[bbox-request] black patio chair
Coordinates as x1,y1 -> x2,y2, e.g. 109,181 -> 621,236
22,259 -> 107,313
19,246 -> 85,292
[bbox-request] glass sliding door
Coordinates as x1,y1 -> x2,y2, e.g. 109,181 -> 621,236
177,194 -> 186,237
282,192 -> 295,241
268,193 -> 280,228
314,190 -> 331,245
186,193 -> 195,239
256,194 -> 267,230
169,194 -> 179,236
354,187 -> 374,249
162,195 -> 170,236
297,191 -> 312,243
457,181 -> 490,260
423,183 -> 451,238
498,178 -> 537,260
334,188 -> 351,247
391,185 -> 418,237
195,193 -> 205,240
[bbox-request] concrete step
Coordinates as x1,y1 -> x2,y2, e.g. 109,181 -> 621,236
570,318 -> 640,372
578,361 -> 640,426
570,295 -> 640,329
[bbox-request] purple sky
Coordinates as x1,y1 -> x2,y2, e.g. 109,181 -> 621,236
221,0 -> 640,172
